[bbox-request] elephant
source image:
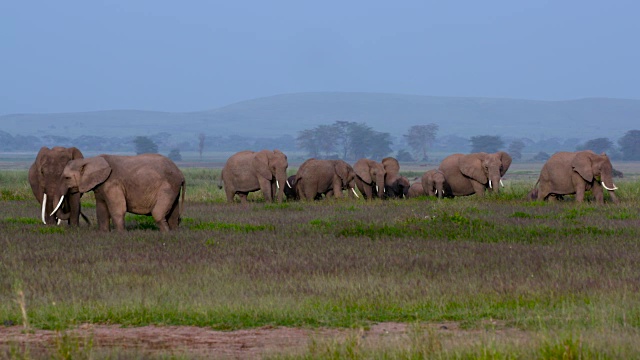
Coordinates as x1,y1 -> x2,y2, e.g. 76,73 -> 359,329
406,182 -> 425,198
283,175 -> 302,201
293,159 -> 359,201
438,152 -> 512,197
527,151 -> 618,204
220,149 -> 288,203
57,154 -> 185,232
381,157 -> 410,198
354,158 -> 386,200
421,169 -> 449,198
28,146 -> 89,226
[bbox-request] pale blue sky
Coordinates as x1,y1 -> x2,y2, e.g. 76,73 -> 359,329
1,0 -> 638,114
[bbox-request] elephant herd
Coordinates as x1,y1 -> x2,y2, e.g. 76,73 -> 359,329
220,149 -> 619,206
27,146 -> 619,232
29,147 -> 185,232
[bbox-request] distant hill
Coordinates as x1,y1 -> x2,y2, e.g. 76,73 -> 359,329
2,92 -> 639,141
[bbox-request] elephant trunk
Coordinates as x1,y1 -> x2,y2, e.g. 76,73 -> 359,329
488,175 -> 502,193
376,173 -> 385,198
275,170 -> 288,203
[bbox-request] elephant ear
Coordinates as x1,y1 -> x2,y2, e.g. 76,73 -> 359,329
334,161 -> 351,186
382,157 -> 400,173
498,151 -> 512,176
572,152 -> 594,182
69,147 -> 84,160
354,160 -> 372,184
459,154 -> 487,184
79,157 -> 112,193
28,147 -> 49,202
253,151 -> 273,181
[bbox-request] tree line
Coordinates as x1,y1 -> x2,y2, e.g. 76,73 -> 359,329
295,124 -> 640,162
2,127 -> 640,162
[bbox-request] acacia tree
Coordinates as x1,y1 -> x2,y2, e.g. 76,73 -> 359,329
507,140 -> 525,161
619,130 -> 640,160
133,136 -> 158,155
404,124 -> 439,161
296,121 -> 392,159
470,135 -> 504,153
198,133 -> 206,160
578,137 -> 613,154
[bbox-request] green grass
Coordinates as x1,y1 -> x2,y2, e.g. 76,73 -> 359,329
2,168 -> 640,357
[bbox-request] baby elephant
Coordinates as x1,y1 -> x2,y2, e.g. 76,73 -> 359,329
58,154 -> 185,232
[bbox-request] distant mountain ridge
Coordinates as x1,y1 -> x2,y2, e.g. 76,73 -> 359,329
2,92 -> 639,141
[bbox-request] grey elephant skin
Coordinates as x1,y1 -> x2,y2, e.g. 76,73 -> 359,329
293,159 -> 358,201
354,158 -> 386,199
283,175 -> 299,201
438,152 -> 512,197
220,149 -> 288,203
421,169 -> 449,199
58,154 -> 186,232
382,157 -> 410,198
406,182 -> 425,198
28,146 -> 88,226
528,151 -> 618,204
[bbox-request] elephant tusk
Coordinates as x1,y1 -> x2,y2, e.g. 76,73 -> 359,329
50,195 -> 64,216
376,185 -> 379,193
602,182 -> 618,191
57,218 -> 62,226
41,193 -> 47,224
351,188 -> 360,198
435,189 -> 438,195
276,180 -> 280,189
286,180 -> 291,188
488,180 -> 493,189
500,179 -> 504,187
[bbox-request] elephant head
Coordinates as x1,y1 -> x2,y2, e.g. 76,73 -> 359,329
381,157 -> 409,198
28,146 -> 84,225
354,158 -> 386,198
459,151 -> 512,193
254,149 -> 289,202
55,157 -> 112,213
284,174 -> 298,201
422,169 -> 447,198
572,151 -> 618,192
332,160 -> 359,198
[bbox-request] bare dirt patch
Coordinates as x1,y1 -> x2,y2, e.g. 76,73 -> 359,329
0,321 -> 530,359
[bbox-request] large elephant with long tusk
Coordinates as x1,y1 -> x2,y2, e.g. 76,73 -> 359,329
438,152 -> 512,197
219,149 -> 288,203
292,159 -> 359,201
528,151 -> 618,204
28,146 -> 89,226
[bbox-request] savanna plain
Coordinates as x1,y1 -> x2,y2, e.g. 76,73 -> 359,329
1,160 -> 640,359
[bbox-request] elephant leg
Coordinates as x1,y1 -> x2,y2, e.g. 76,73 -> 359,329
258,177 -> 273,202
69,192 -> 81,226
96,200 -> 111,232
332,179 -> 343,198
166,196 -> 181,230
104,194 -> 127,232
224,186 -> 236,203
471,181 -> 486,196
237,193 -> 248,204
152,187 -> 175,232
592,183 -> 604,204
575,184 -> 586,203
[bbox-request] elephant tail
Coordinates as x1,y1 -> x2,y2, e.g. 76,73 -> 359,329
80,211 -> 91,225
527,179 -> 540,201
180,179 -> 186,216
217,170 -> 224,189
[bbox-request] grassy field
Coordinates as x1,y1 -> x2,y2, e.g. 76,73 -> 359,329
1,164 -> 640,358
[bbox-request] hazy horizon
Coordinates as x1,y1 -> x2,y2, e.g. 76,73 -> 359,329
2,1 -> 640,115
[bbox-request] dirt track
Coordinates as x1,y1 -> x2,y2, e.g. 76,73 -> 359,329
1,323 -> 412,358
